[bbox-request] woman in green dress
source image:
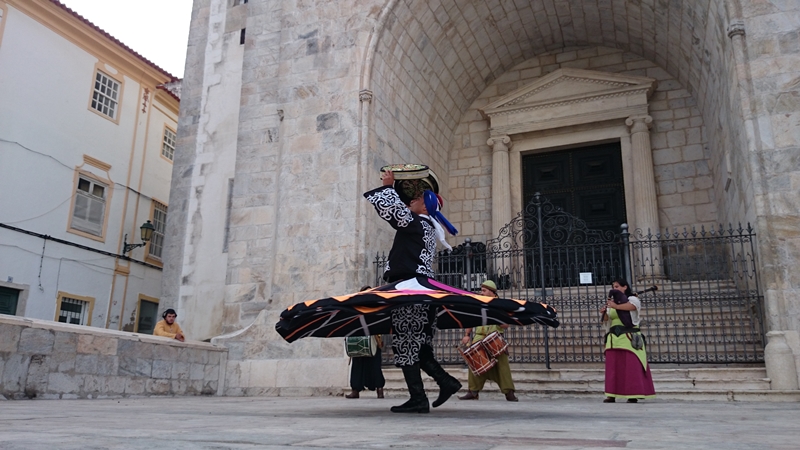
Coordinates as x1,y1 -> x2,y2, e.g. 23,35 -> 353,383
601,279 -> 656,403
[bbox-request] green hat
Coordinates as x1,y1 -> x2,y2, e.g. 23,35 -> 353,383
481,280 -> 497,293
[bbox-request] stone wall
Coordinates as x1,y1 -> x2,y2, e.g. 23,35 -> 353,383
211,310 -> 348,396
0,315 -> 227,400
162,0 -> 245,341
738,0 -> 800,339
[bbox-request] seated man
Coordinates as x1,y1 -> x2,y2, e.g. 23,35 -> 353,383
153,308 -> 185,342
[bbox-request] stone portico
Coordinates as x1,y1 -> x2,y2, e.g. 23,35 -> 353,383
163,0 -> 800,394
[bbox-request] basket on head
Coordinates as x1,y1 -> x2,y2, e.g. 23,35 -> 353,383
381,164 -> 440,204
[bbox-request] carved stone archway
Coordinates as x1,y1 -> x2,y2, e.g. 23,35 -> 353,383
480,68 -> 659,241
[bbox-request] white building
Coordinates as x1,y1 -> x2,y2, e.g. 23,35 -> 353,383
0,0 -> 180,333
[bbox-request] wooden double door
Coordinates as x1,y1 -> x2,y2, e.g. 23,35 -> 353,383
522,142 -> 627,236
521,143 -> 627,287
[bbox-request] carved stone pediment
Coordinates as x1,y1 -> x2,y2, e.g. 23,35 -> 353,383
480,68 -> 657,135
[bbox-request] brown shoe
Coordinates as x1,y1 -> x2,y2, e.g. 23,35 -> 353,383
603,397 -> 615,403
458,390 -> 479,400
505,390 -> 519,402
345,390 -> 359,399
376,388 -> 384,399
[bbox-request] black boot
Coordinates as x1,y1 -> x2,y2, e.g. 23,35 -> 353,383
419,345 -> 462,408
390,364 -> 429,414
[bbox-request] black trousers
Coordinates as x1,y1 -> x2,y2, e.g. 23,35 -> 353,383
350,349 -> 386,391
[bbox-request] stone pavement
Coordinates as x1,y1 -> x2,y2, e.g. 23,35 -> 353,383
1,395 -> 798,450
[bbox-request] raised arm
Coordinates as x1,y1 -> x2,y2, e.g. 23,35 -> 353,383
363,171 -> 415,229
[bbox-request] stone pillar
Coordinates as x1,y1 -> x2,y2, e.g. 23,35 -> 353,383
625,115 -> 662,278
488,135 -> 512,238
626,115 -> 658,234
765,331 -> 800,390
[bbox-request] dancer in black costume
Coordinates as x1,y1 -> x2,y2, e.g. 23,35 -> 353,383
363,169 -> 462,413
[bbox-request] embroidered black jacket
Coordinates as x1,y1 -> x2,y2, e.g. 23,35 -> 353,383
364,185 -> 436,281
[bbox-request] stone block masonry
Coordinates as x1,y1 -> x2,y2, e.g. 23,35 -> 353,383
0,315 -> 227,400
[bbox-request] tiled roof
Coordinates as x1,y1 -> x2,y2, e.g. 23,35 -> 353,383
50,0 -> 179,83
157,82 -> 181,102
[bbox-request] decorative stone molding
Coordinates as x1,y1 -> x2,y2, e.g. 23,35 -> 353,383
487,135 -> 512,152
727,21 -> 745,39
141,88 -> 150,113
83,154 -> 112,172
506,77 -> 641,107
359,89 -> 373,103
480,68 -> 657,136
625,115 -> 653,133
492,89 -> 653,117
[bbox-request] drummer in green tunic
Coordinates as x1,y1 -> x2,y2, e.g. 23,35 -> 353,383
458,280 -> 519,402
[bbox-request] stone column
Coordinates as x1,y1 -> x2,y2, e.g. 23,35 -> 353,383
625,115 -> 662,278
488,135 -> 512,238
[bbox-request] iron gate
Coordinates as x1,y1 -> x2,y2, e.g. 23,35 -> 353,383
373,193 -> 765,365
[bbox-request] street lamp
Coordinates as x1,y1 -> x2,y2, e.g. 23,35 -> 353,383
123,220 -> 156,254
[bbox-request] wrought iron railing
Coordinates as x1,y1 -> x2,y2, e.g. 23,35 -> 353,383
373,193 -> 764,366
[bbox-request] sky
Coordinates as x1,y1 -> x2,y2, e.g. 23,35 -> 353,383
59,0 -> 193,78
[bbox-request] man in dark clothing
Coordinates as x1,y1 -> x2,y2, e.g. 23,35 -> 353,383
363,169 -> 461,413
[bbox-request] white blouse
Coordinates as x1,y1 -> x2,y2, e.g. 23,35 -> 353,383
628,295 -> 641,326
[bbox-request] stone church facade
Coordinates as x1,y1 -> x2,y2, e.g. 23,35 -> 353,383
164,0 -> 800,394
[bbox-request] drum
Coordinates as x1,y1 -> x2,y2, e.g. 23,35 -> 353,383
481,331 -> 509,358
460,341 -> 496,376
345,336 -> 377,357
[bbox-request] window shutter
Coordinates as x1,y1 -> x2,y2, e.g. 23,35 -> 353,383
87,195 -> 105,228
72,191 -> 104,235
148,202 -> 168,258
73,193 -> 89,220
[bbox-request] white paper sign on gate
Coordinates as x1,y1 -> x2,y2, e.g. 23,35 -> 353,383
579,272 -> 593,284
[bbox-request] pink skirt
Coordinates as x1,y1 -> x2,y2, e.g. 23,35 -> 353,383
604,348 -> 656,398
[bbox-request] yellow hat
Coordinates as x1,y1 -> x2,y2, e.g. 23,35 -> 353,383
481,280 -> 497,293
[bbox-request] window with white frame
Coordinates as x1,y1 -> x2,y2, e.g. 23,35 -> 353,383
71,176 -> 107,236
162,127 -> 176,161
58,296 -> 90,325
91,71 -> 120,119
148,201 -> 167,259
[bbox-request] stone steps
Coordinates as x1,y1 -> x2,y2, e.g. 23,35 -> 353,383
352,366 -> 800,402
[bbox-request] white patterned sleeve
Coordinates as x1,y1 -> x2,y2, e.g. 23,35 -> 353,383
364,186 -> 414,229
